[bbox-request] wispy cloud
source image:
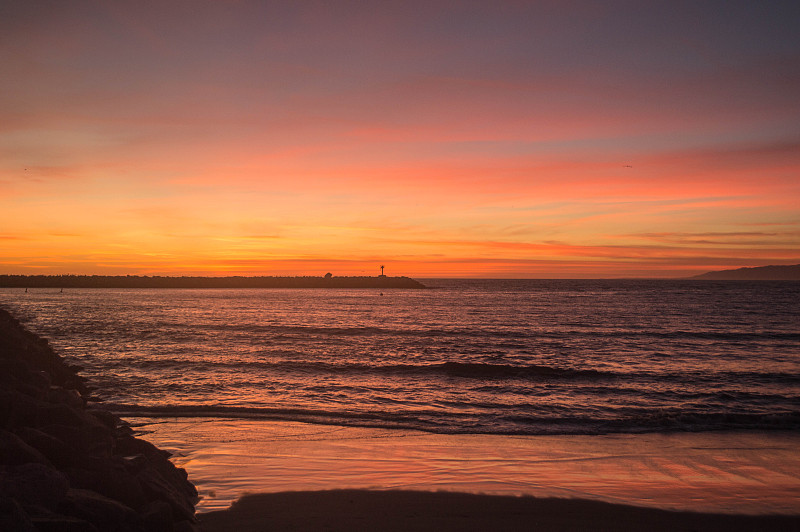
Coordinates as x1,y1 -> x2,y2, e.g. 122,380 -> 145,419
1,2 -> 798,276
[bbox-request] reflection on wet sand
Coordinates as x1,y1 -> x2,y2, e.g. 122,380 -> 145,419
132,418 -> 800,515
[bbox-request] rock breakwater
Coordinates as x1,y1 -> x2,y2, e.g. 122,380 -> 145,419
0,274 -> 427,289
0,307 -> 198,531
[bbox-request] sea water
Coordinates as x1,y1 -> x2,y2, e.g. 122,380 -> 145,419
2,279 -> 798,436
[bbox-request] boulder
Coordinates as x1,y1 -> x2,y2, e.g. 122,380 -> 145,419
47,386 -> 84,409
0,496 -> 36,532
15,427 -> 74,468
62,488 -> 140,531
0,463 -> 69,512
1,392 -> 43,431
65,457 -> 148,511
39,424 -> 90,454
141,499 -> 174,532
135,466 -> 196,521
0,430 -> 51,467
37,403 -> 91,430
173,519 -> 201,532
29,515 -> 98,532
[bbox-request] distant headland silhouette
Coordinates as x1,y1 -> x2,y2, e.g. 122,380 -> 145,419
690,264 -> 800,281
0,274 -> 427,289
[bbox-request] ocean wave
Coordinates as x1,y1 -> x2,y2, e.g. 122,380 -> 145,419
436,361 -> 604,379
100,358 -> 609,381
597,410 -> 800,433
95,356 -> 800,387
129,322 -> 800,342
103,403 -> 800,436
8,280 -> 799,438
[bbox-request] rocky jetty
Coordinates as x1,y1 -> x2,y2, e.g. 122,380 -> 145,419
0,307 -> 198,531
0,274 -> 427,289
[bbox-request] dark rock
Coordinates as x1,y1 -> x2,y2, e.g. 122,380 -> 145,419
116,434 -> 172,459
116,437 -> 197,500
135,466 -> 196,521
122,454 -> 149,473
0,309 -> 88,395
47,386 -> 84,409
39,423 -> 90,453
37,420 -> 113,459
0,307 -> 198,530
0,496 -> 36,532
5,373 -> 48,400
37,403 -> 91,429
0,463 -> 69,512
15,427 -> 73,468
0,359 -> 32,382
141,499 -> 173,532
0,430 -> 51,466
89,408 -> 122,430
0,392 -> 15,429
30,370 -> 52,392
63,488 -> 141,530
173,519 -> 201,532
30,515 -> 98,532
0,392 -> 43,430
65,458 -> 148,511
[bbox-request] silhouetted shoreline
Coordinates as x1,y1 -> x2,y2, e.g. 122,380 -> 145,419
0,274 -> 426,289
690,264 -> 800,280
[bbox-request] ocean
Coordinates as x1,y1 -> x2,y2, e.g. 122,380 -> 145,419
2,279 -> 798,437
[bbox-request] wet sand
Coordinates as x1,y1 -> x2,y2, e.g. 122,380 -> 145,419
131,417 -> 800,519
198,489 -> 800,532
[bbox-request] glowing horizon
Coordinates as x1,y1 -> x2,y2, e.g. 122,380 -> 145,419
2,2 -> 799,278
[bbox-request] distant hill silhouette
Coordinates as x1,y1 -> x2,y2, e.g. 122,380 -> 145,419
690,264 -> 800,281
0,274 -> 426,289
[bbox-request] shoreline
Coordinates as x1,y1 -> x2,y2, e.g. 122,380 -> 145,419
131,417 -> 800,516
166,417 -> 800,530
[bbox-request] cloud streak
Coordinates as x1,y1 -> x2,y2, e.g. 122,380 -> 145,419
1,1 -> 798,276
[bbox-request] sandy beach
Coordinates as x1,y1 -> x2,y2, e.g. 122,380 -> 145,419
129,417 -> 800,530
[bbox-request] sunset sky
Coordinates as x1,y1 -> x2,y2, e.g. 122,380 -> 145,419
2,1 -> 799,278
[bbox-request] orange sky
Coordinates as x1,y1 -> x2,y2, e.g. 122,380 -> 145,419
1,2 -> 799,278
